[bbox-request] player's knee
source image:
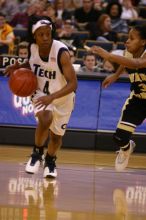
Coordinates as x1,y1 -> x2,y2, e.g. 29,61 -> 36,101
113,128 -> 132,147
50,132 -> 62,146
38,111 -> 53,129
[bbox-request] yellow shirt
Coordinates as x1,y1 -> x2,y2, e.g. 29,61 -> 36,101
0,23 -> 15,54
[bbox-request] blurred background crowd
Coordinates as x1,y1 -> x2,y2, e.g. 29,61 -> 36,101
0,0 -> 146,74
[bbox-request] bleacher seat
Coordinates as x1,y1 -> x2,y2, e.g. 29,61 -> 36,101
117,33 -> 128,42
13,28 -> 28,41
73,31 -> 89,41
74,58 -> 84,66
85,40 -> 114,51
128,18 -> 146,27
116,42 -> 125,50
0,45 -> 9,54
76,49 -> 87,58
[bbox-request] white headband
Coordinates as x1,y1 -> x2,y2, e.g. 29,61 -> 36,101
32,20 -> 52,34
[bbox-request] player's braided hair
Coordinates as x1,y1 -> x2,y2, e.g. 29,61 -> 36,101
134,24 -> 146,40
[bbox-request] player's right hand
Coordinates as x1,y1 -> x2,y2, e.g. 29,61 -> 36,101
102,74 -> 118,88
4,61 -> 20,77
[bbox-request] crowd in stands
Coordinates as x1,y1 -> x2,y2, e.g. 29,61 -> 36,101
0,0 -> 146,75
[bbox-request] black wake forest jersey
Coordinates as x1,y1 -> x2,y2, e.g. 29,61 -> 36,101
125,50 -> 146,99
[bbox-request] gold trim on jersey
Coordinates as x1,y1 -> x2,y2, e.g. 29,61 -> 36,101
117,123 -> 135,132
129,73 -> 146,83
134,92 -> 146,99
125,49 -> 146,98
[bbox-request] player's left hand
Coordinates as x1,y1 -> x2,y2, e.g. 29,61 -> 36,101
4,61 -> 20,77
35,95 -> 54,109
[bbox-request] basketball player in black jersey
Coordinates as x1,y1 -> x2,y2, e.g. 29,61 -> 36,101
89,24 -> 146,171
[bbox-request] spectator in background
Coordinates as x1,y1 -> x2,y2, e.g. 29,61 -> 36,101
10,4 -> 32,28
106,1 -> 129,33
17,0 -> 29,12
0,12 -> 15,54
74,0 -> 102,31
88,13 -> 118,42
0,0 -> 19,22
56,19 -> 83,49
121,0 -> 138,20
54,0 -> 73,20
64,0 -> 82,11
53,0 -> 75,34
10,2 -> 46,28
17,41 -> 29,58
43,3 -> 57,23
102,60 -> 115,73
94,0 -> 108,11
77,52 -> 102,74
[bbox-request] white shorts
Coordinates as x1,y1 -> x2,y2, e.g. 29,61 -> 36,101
32,90 -> 75,136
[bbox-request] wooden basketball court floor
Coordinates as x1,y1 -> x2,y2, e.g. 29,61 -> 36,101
0,145 -> 146,220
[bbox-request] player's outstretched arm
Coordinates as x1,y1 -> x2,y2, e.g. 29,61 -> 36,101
102,65 -> 125,88
90,46 -> 146,69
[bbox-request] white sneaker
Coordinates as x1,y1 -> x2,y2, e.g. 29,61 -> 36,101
43,155 -> 57,178
43,166 -> 57,178
115,140 -> 135,172
25,151 -> 44,174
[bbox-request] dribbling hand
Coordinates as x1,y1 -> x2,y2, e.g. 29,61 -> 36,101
4,61 -> 20,77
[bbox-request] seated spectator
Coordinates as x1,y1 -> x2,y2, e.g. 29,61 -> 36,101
102,60 -> 115,73
0,12 -> 15,54
74,0 -> 101,31
17,0 -> 29,12
10,2 -> 45,28
0,0 -> 19,22
121,0 -> 138,20
102,49 -> 126,74
77,52 -> 102,74
106,1 -> 129,33
54,0 -> 73,20
56,19 -> 83,49
17,41 -> 29,58
64,0 -> 82,11
88,13 -> 118,42
43,3 -> 57,23
140,0 -> 146,5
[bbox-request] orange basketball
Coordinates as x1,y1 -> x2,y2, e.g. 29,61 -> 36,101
9,68 -> 37,97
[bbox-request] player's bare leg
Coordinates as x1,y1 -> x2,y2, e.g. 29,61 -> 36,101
25,110 -> 53,174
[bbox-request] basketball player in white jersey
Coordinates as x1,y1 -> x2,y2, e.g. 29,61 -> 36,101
5,16 -> 77,178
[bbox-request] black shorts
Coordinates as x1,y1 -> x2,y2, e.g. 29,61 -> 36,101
117,93 -> 146,132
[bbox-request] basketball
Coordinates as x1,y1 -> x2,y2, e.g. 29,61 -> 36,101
9,68 -> 37,97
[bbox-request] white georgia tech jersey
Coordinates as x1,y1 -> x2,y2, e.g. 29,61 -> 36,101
29,40 -> 70,103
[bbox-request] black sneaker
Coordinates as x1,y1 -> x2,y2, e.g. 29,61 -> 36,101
43,155 -> 57,178
25,149 -> 44,174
